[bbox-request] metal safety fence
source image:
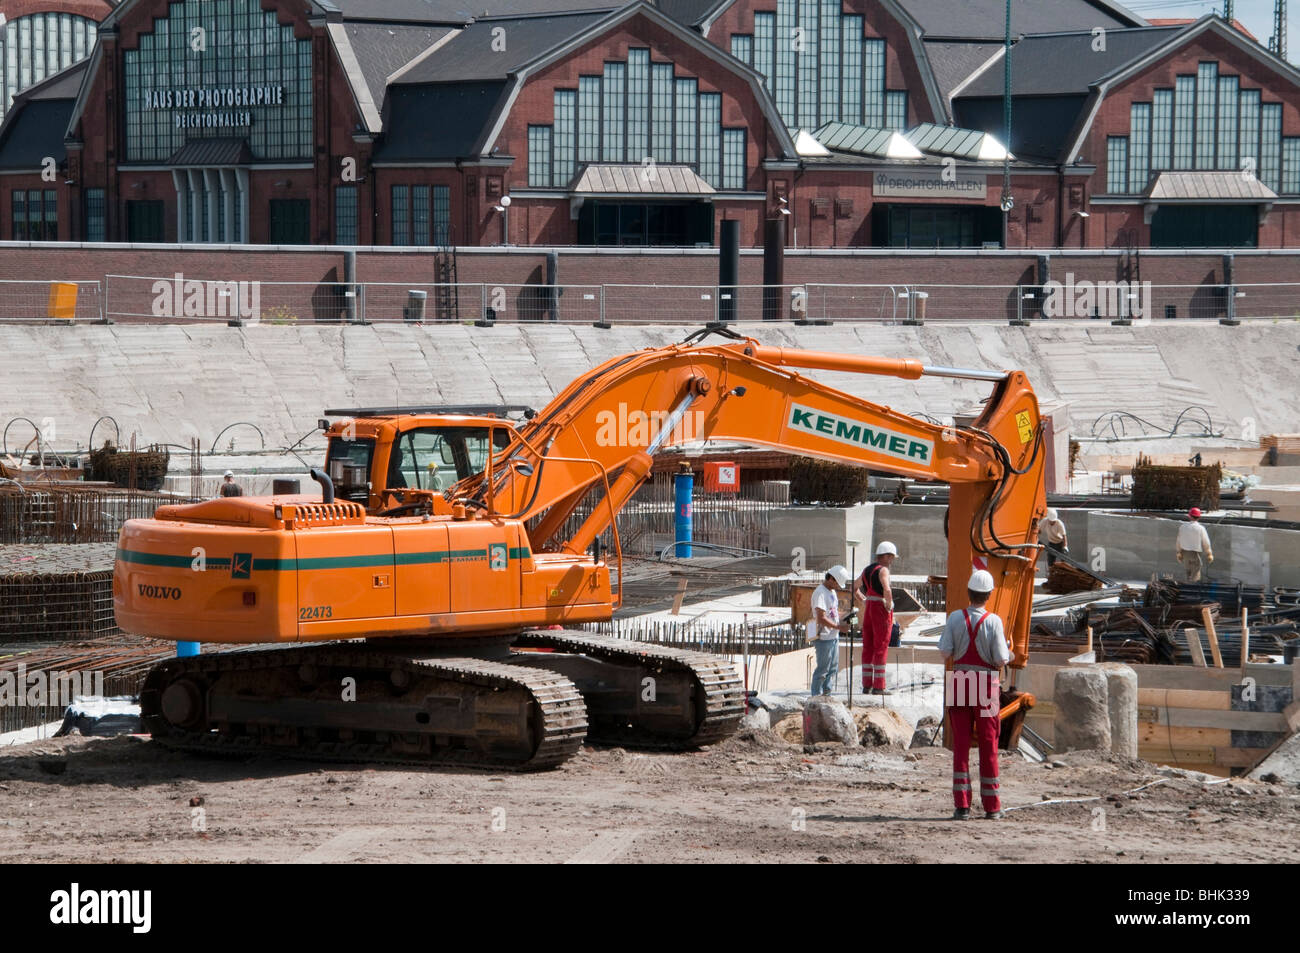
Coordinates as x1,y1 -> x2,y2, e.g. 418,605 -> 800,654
5,275 -> 1296,325
0,280 -> 103,324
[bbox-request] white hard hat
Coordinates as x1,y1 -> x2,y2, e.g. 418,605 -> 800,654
1044,508 -> 1058,521
968,570 -> 995,594
875,541 -> 899,557
223,470 -> 234,478
827,565 -> 851,587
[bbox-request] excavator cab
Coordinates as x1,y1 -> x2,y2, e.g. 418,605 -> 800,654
320,405 -> 527,514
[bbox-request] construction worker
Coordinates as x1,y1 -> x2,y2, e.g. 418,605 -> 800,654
219,470 -> 244,498
939,569 -> 1010,820
1176,507 -> 1213,582
807,564 -> 851,696
855,542 -> 898,695
1037,508 -> 1068,567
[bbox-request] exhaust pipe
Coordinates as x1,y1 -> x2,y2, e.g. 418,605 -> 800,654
310,467 -> 335,504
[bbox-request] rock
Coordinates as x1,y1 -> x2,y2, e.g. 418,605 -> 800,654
1050,760 -> 1068,768
910,727 -> 937,748
848,707 -> 912,747
757,692 -> 807,726
917,715 -> 939,728
1053,666 -> 1111,753
803,696 -> 859,746
1099,662 -> 1139,758
772,714 -> 805,744
740,708 -> 771,732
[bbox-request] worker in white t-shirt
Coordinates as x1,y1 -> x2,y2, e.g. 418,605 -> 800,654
1176,507 -> 1213,582
807,565 -> 851,696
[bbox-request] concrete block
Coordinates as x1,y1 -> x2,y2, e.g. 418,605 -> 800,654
1099,662 -> 1139,758
767,505 -> 873,569
1053,665 -> 1112,752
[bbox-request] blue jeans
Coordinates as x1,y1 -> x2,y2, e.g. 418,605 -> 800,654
810,638 -> 839,695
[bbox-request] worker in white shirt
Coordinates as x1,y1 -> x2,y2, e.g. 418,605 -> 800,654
807,565 -> 851,696
1176,507 -> 1213,582
1037,508 -> 1068,567
938,569 -> 1011,820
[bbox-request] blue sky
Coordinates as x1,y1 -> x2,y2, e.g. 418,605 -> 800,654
1121,0 -> 1298,60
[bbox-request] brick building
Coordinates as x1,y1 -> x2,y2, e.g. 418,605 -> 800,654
1,0 -> 1298,249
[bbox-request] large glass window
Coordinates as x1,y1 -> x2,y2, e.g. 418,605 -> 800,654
391,185 -> 409,246
675,78 -> 697,166
1283,138 -> 1300,194
578,75 -> 601,163
85,188 -> 106,242
753,13 -> 774,99
1195,62 -> 1217,169
432,185 -> 450,244
722,129 -> 746,190
864,38 -> 885,127
797,0 -> 819,128
774,0 -> 796,124
1129,103 -> 1151,193
122,0 -> 313,162
730,35 -> 752,66
334,185 -> 357,244
528,125 -> 553,187
1151,89 -> 1172,171
553,89 -> 576,186
699,93 -> 722,188
11,190 -> 25,240
818,0 -> 839,126
413,184 -> 430,245
0,12 -> 97,123
885,91 -> 908,131
1239,89 -> 1260,179
1173,75 -> 1195,170
1261,103 -> 1282,191
627,49 -> 649,163
1217,75 -> 1239,171
602,63 -> 625,162
1107,136 -> 1129,193
652,63 -> 674,162
841,16 -> 863,125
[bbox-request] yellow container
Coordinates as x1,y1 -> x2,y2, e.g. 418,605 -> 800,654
47,282 -> 78,321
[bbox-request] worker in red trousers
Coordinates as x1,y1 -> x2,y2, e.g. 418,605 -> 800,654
855,541 -> 898,695
939,569 -> 1011,820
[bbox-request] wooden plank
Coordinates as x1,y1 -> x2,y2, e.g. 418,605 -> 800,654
1147,707 -> 1288,732
1129,663 -> 1293,690
1140,722 -> 1231,748
1184,626 -> 1208,667
1137,688 -> 1232,711
1213,747 -> 1274,768
1202,608 -> 1223,668
1240,608 -> 1249,675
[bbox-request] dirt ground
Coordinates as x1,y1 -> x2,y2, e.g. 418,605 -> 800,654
0,729 -> 1297,864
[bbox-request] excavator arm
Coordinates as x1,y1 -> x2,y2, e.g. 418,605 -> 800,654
454,330 -> 1046,667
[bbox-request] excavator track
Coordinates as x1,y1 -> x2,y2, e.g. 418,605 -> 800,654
139,645 -> 588,771
510,630 -> 744,750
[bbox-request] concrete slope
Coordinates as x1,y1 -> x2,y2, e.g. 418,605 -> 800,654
1,322 -> 1297,454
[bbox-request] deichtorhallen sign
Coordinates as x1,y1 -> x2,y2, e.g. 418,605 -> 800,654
872,169 -> 988,200
122,0 -> 312,162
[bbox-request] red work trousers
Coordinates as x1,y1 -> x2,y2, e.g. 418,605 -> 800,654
948,675 -> 1001,813
861,601 -> 891,692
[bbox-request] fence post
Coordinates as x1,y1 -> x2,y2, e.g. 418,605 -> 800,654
593,284 -> 611,329
97,280 -> 112,325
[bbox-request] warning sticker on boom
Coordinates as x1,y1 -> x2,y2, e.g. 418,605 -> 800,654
1015,411 -> 1033,444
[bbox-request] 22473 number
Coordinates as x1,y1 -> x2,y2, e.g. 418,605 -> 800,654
299,605 -> 333,620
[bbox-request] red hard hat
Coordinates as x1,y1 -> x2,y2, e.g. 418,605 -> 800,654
1188,507 -> 1202,519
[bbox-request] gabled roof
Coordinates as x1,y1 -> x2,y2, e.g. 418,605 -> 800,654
391,12 -> 608,83
896,0 -> 1145,41
956,26 -> 1179,98
924,39 -> 1002,111
166,138 -> 254,166
652,0 -> 727,28
0,60 -> 88,170
372,81 -> 510,162
344,21 -> 458,114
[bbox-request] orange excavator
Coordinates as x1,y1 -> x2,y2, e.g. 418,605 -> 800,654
115,327 -> 1046,769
